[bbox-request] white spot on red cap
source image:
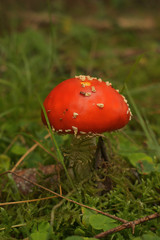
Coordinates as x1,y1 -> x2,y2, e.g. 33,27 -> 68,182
97,103 -> 104,108
65,129 -> 72,132
85,92 -> 91,97
75,75 -> 85,81
98,78 -> 102,82
72,126 -> 78,135
91,86 -> 96,93
106,81 -> 112,86
80,131 -> 86,134
75,75 -> 98,81
73,112 -> 79,118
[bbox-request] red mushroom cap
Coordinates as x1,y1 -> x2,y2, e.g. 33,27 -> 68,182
41,75 -> 132,135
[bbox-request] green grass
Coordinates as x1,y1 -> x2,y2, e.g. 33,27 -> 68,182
0,3 -> 160,240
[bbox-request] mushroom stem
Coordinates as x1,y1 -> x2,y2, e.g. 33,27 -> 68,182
94,136 -> 112,194
95,136 -> 109,169
65,136 -> 97,182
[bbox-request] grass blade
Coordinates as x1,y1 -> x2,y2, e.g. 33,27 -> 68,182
121,53 -> 145,93
38,95 -> 75,189
125,85 -> 160,158
0,108 -> 17,118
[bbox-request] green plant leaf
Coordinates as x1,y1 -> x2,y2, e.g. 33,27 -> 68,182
126,152 -> 155,174
132,233 -> 160,240
81,207 -> 95,228
29,221 -> 53,240
29,232 -> 50,240
31,221 -> 51,233
142,233 -> 160,240
155,163 -> 160,172
118,135 -> 156,174
118,135 -> 140,154
89,214 -> 118,231
0,154 -> 11,171
11,144 -> 27,155
74,228 -> 85,236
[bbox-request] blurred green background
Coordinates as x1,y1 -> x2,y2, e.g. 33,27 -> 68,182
0,0 -> 160,133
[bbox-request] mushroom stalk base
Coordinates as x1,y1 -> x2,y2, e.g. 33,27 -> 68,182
94,136 -> 112,193
95,137 -> 109,169
66,136 -> 96,182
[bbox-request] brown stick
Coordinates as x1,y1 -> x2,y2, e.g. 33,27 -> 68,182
94,213 -> 160,239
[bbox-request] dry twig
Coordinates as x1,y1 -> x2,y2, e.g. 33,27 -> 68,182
94,213 -> 160,239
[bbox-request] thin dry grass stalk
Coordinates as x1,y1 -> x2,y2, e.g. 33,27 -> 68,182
11,133 -> 53,172
0,223 -> 26,232
0,195 -> 56,206
0,170 -> 127,223
11,145 -> 37,172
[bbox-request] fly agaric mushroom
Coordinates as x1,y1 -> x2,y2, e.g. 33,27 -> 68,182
41,75 -> 132,135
